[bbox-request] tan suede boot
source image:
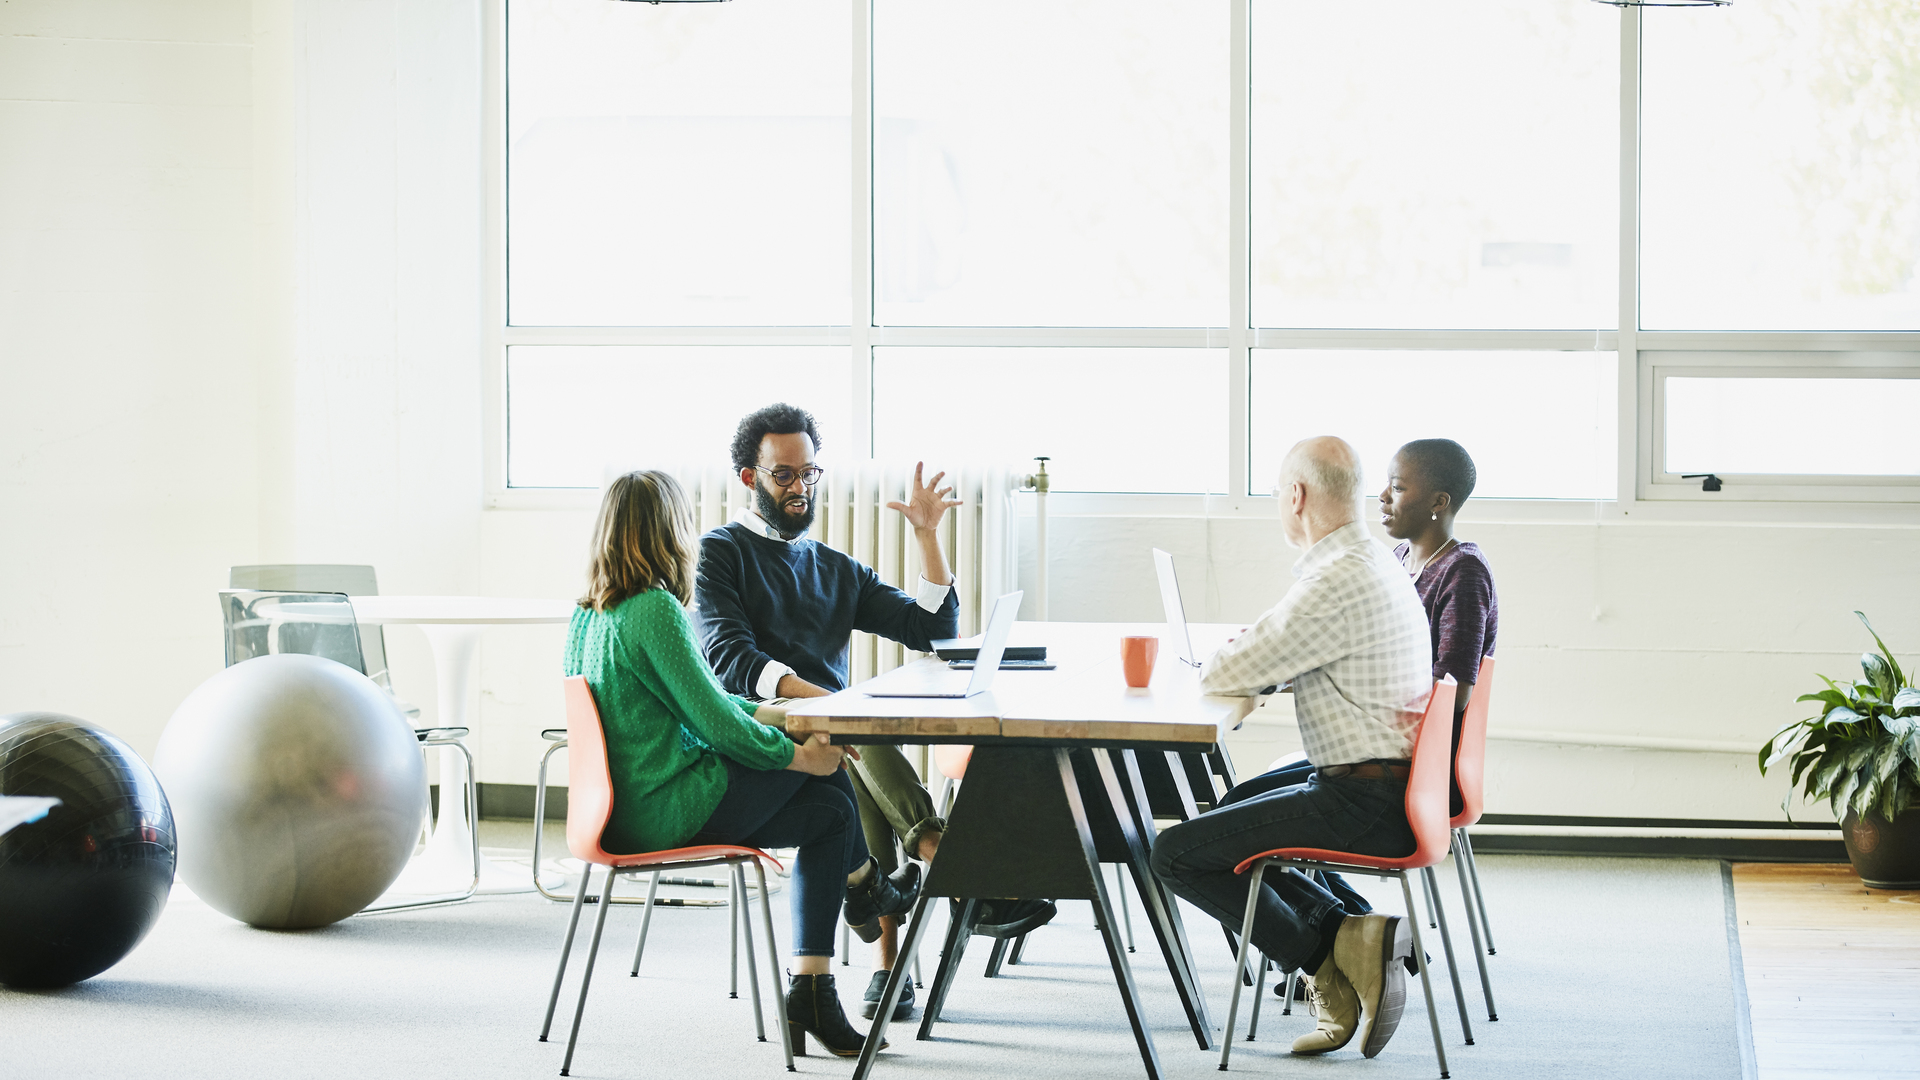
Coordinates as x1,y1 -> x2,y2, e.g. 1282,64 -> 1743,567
1290,954 -> 1360,1054
1331,913 -> 1412,1058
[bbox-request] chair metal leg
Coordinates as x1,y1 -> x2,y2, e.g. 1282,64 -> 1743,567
531,740 -> 569,900
752,861 -> 796,1073
1422,866 -> 1474,1045
1007,932 -> 1028,966
730,870 -> 741,998
361,738 -> 480,913
1280,969 -> 1297,1016
1246,954 -> 1269,1041
1458,828 -> 1497,955
539,865 -> 594,1041
560,868 -> 620,1076
1114,863 -> 1135,952
628,869 -> 662,976
1422,862 -> 1440,928
983,936 -> 1011,978
1398,874 -> 1451,1079
1218,859 -> 1268,1071
841,914 -> 851,966
1452,838 -> 1498,1021
735,863 -> 766,1042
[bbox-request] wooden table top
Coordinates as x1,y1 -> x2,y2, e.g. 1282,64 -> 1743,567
785,621 -> 1256,750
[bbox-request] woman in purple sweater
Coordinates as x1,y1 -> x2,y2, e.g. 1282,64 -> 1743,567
1379,438 -> 1498,817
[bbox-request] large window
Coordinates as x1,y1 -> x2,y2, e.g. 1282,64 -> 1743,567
495,0 -> 1920,504
1641,0 -> 1920,331
1250,1 -> 1618,330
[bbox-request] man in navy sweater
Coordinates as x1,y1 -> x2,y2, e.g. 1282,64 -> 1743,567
694,403 -> 1055,1021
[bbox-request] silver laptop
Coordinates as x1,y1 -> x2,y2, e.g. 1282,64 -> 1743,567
863,591 -> 1024,698
1152,548 -> 1201,668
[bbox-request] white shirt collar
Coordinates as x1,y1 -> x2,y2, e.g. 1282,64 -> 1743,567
1292,520 -> 1370,579
735,507 -> 809,544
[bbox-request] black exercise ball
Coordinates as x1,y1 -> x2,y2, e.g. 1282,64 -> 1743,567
0,712 -> 176,988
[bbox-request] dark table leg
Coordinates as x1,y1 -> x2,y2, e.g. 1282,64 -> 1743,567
852,895 -> 937,1080
1057,748 -> 1164,1080
859,744 -> 1164,1080
1098,749 -> 1213,1049
917,898 -> 977,1036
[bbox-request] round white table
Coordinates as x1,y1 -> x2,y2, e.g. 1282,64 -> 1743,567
350,596 -> 575,895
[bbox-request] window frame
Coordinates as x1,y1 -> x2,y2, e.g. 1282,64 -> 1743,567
481,1 -> 1920,517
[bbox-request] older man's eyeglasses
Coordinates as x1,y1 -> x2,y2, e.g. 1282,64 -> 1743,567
755,465 -> 824,488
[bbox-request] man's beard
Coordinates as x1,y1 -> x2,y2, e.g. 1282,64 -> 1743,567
755,482 -> 815,539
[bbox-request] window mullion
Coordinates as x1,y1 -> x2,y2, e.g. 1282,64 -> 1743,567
1228,0 -> 1252,497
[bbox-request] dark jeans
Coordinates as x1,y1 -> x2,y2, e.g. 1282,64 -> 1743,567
690,760 -> 869,957
1218,761 -> 1374,917
1150,764 -> 1414,975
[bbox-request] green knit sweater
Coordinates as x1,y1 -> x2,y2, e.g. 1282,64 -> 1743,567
563,589 -> 796,855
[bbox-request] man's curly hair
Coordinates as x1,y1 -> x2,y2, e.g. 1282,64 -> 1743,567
730,403 -> 823,473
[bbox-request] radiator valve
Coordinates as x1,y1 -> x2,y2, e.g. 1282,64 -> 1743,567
1022,456 -> 1051,494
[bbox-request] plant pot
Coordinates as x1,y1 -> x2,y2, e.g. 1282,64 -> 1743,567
1840,807 -> 1920,889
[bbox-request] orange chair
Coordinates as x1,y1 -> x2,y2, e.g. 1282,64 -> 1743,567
537,676 -> 792,1076
1446,657 -> 1497,1021
1218,679 -> 1467,1078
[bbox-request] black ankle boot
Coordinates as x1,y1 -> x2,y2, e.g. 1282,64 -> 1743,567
844,858 -> 920,944
786,972 -> 885,1058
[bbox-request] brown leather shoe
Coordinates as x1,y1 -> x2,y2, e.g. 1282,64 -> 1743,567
1331,913 -> 1412,1058
1290,953 -> 1360,1054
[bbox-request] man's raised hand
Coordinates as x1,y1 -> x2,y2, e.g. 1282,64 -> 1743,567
885,461 -> 964,533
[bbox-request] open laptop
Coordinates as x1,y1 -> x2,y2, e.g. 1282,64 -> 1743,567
863,590 -> 1024,698
1152,548 -> 1202,668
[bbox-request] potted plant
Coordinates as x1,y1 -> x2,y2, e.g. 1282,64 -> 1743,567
1760,612 -> 1920,888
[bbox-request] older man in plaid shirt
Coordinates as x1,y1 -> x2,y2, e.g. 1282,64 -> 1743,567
1151,436 -> 1433,1061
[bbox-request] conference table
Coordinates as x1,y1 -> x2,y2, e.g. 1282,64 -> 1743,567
785,621 -> 1256,1080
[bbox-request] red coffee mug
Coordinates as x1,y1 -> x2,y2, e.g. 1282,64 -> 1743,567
1121,636 -> 1160,688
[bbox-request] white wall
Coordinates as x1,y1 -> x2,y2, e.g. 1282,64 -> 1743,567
3,2 -> 1903,827
0,1 -> 257,751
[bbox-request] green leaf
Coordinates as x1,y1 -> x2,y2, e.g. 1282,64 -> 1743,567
1828,705 -> 1865,726
1798,690 -> 1849,710
1894,687 -> 1920,711
1832,769 -> 1860,817
1883,715 -> 1920,740
1852,773 -> 1879,819
1856,611 -> 1908,689
1810,754 -> 1851,800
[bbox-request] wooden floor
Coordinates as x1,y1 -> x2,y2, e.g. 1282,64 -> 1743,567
1731,863 -> 1920,1079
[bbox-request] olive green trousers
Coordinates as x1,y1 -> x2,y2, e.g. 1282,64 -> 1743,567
846,743 -> 946,874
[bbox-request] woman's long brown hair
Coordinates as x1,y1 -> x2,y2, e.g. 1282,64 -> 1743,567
580,470 -> 697,611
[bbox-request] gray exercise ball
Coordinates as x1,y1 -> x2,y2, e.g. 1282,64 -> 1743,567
154,654 -> 426,929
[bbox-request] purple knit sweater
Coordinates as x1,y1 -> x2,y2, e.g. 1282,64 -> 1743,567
1393,540 -> 1498,687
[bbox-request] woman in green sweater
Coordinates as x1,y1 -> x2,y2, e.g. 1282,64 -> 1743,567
564,470 -> 917,1057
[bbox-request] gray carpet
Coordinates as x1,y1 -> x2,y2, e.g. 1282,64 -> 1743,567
1,855 -> 1746,1079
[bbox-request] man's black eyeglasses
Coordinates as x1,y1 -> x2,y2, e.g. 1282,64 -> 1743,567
754,465 -> 824,488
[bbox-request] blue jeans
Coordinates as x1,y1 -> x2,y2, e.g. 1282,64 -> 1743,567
1150,765 -> 1413,975
691,760 -> 869,957
1218,761 -> 1375,917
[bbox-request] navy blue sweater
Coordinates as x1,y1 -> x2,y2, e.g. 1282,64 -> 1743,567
693,521 -> 960,696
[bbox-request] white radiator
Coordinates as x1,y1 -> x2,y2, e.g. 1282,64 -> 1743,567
673,462 -> 1022,684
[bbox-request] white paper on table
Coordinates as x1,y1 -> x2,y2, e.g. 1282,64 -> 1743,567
0,796 -> 60,838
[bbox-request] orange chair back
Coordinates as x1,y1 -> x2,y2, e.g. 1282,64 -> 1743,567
1401,677 -> 1459,868
562,675 -> 619,866
1451,656 -> 1493,829
932,744 -> 973,782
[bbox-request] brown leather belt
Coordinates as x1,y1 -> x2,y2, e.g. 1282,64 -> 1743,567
1318,761 -> 1411,781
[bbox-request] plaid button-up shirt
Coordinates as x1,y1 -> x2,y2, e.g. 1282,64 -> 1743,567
1201,521 -> 1433,765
